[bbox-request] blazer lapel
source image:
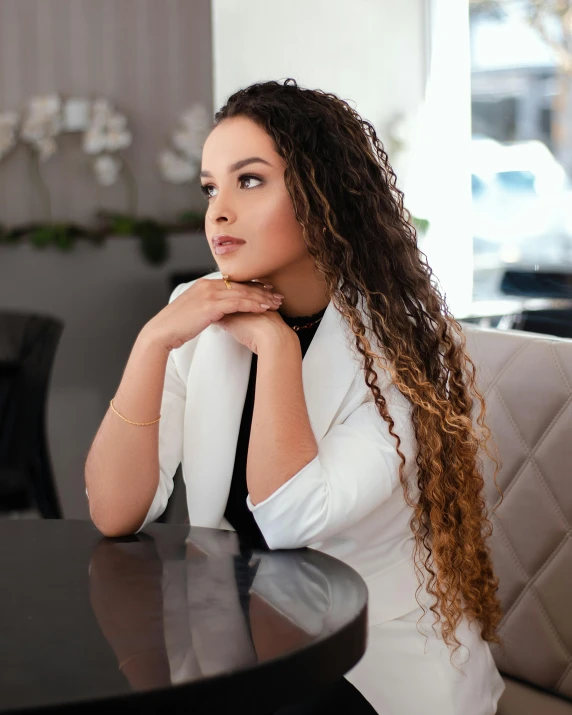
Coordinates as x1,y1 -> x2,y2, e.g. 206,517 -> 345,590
183,299 -> 362,528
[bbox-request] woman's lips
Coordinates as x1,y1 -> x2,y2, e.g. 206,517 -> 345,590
214,242 -> 245,255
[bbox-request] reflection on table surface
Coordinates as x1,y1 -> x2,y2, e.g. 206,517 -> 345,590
89,526 -> 366,691
0,520 -> 367,712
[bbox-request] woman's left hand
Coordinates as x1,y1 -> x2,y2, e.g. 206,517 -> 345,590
216,308 -> 292,354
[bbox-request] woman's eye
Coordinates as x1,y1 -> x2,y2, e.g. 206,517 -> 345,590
241,174 -> 262,190
200,174 -> 263,200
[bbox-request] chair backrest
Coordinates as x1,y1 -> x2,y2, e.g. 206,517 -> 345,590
460,321 -> 572,701
0,310 -> 64,467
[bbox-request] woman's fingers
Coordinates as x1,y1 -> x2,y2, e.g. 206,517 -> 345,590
221,278 -> 283,307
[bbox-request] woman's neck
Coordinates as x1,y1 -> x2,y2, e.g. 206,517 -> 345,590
261,262 -> 331,318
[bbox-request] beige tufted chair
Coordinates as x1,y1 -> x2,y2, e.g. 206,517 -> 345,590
460,321 -> 572,714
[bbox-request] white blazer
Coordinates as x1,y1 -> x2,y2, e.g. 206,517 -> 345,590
127,269 -> 506,713
135,269 -> 424,626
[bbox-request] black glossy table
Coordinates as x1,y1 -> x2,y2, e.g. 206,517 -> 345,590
0,520 -> 368,714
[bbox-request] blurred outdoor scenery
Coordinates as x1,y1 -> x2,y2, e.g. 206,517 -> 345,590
469,1 -> 572,301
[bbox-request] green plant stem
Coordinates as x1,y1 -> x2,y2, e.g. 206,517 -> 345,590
29,146 -> 52,223
121,158 -> 138,217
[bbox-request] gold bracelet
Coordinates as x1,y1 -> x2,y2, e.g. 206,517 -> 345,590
109,398 -> 161,426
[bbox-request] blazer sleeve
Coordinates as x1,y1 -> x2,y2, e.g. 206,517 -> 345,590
245,387 -> 415,550
132,281 -> 192,533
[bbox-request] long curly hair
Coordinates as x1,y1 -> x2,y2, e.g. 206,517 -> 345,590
212,78 -> 504,657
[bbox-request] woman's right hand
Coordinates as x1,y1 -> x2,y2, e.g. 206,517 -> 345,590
143,277 -> 284,353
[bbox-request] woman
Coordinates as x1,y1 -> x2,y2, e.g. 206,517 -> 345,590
86,78 -> 505,713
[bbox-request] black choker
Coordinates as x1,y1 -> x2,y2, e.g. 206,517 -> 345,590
291,316 -> 323,332
280,306 -> 327,331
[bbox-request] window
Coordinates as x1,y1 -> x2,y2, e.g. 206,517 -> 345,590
469,1 -> 572,301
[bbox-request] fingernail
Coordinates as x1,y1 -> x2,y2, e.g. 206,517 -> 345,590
273,293 -> 284,299
264,284 -> 274,289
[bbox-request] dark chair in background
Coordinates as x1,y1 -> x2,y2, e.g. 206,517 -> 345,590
0,311 -> 64,519
500,269 -> 572,301
517,307 -> 572,340
500,269 -> 572,339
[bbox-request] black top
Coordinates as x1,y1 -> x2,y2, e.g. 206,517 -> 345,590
223,305 -> 328,549
0,520 -> 368,714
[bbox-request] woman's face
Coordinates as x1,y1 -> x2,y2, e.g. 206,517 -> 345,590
200,116 -> 310,284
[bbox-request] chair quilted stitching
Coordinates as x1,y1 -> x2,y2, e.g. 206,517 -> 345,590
498,533 -> 572,667
462,324 -> 572,697
468,343 -> 529,502
461,327 -> 490,383
550,343 -> 572,393
476,339 -> 528,397
492,387 -> 572,504
528,586 -> 572,673
530,459 -> 572,530
492,513 -> 530,580
487,518 -> 571,666
498,529 -> 568,622
557,661 -> 572,691
526,589 -> 572,688
471,334 -> 562,404
486,382 -> 532,498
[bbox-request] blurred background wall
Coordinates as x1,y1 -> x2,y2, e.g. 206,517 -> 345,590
0,0 -> 474,520
0,0 -> 212,224
0,0 -> 214,519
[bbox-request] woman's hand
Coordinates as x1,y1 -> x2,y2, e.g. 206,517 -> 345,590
143,277 -> 284,352
217,308 -> 293,355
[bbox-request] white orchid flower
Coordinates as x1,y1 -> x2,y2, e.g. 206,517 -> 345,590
158,148 -> 198,183
36,136 -> 57,162
20,94 -> 63,159
20,118 -> 47,143
83,127 -> 107,155
158,103 -> 210,183
62,98 -> 91,132
21,117 -> 62,157
107,114 -> 127,132
180,104 -> 210,134
172,103 -> 210,162
91,99 -> 114,126
84,102 -> 132,154
0,111 -> 20,160
172,129 -> 204,163
93,154 -> 121,186
28,94 -> 62,121
106,127 -> 132,152
25,94 -> 63,135
106,114 -> 132,151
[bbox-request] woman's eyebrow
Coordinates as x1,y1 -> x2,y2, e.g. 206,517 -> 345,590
200,156 -> 272,178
